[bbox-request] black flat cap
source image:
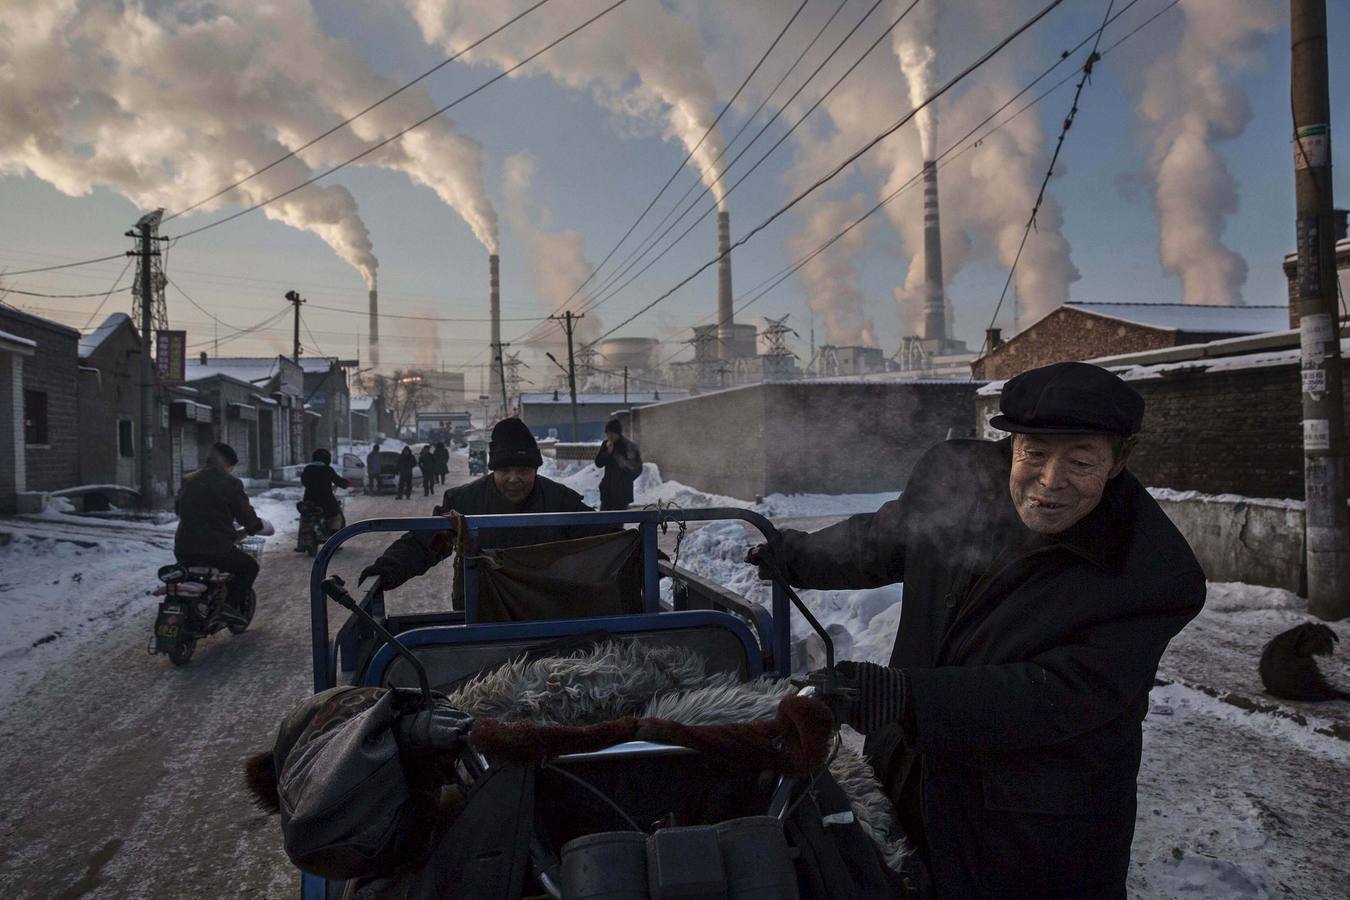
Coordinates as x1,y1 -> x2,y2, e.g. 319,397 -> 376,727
989,362 -> 1144,436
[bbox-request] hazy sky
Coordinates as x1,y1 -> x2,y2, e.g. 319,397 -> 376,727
1,0 -> 1346,390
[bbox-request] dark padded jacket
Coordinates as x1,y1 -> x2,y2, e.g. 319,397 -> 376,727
374,474 -> 605,604
776,438 -> 1205,899
173,463 -> 264,557
595,436 -> 643,509
301,461 -> 349,517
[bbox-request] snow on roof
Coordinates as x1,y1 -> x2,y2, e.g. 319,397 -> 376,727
1064,302 -> 1288,335
184,359 -> 279,385
198,354 -> 338,373
78,312 -> 133,358
519,392 -> 683,404
977,336 -> 1350,396
350,396 -> 375,411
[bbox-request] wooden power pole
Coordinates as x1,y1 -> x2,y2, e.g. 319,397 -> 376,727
549,311 -> 584,440
1292,0 -> 1348,618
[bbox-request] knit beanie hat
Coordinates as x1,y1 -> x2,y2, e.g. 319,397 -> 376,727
605,418 -> 622,435
489,417 -> 543,469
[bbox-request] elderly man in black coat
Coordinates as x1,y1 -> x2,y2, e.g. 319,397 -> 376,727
362,417 -> 606,607
594,418 -> 643,511
751,362 -> 1205,899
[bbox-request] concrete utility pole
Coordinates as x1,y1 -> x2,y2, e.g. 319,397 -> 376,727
1292,0 -> 1348,618
492,341 -> 510,419
126,210 -> 165,510
549,311 -> 584,440
286,290 -> 305,364
623,365 -> 629,406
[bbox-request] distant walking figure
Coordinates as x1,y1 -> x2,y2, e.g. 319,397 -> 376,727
395,447 -> 416,500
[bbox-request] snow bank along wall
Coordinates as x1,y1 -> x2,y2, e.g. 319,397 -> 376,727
622,381 -> 982,498
975,360 -> 1348,592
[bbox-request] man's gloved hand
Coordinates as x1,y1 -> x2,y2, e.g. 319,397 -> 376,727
745,539 -> 785,582
813,660 -> 908,736
359,560 -> 402,591
393,696 -> 474,754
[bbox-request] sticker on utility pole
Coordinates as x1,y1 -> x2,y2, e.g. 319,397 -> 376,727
1303,367 -> 1328,397
1294,124 -> 1329,170
1302,312 -> 1332,364
1304,418 -> 1331,451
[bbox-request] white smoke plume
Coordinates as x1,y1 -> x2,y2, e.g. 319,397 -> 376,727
777,0 -> 1079,341
892,1 -> 940,161
789,194 -> 876,346
1131,0 -> 1280,305
501,152 -> 602,349
407,0 -> 730,208
0,0 -> 499,290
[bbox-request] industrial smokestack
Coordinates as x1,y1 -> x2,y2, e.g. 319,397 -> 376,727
368,288 -> 380,369
716,210 -> 734,359
921,161 -> 946,345
489,253 -> 502,401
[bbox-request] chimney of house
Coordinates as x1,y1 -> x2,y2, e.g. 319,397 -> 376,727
921,160 -> 947,346
985,327 -> 1003,351
199,351 -> 208,365
716,210 -> 734,359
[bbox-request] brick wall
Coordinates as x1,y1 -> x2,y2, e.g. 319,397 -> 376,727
976,362 -> 1350,500
1282,242 -> 1350,328
78,322 -> 142,488
627,381 -> 982,498
972,308 -> 1177,380
1,308 -> 80,492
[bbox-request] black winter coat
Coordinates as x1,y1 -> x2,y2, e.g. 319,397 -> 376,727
174,463 -> 264,557
595,436 -> 643,509
777,438 -> 1205,899
396,451 -> 417,476
374,474 -> 605,604
301,462 -> 349,517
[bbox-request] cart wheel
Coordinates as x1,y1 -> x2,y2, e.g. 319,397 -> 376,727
228,589 -> 257,635
168,636 -> 197,665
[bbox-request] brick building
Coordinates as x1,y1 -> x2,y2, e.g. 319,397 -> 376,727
975,330 -> 1346,500
971,302 -> 1288,381
0,326 -> 37,512
1282,235 -> 1350,327
1,307 -> 80,500
622,380 -> 982,498
77,314 -> 144,491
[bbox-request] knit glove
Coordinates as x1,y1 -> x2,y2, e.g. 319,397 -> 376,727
744,538 -> 786,582
358,560 -> 404,592
828,660 -> 908,736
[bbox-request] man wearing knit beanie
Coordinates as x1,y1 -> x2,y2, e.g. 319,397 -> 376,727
361,417 -> 606,606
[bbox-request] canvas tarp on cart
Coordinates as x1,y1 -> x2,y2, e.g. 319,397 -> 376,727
474,530 -> 644,623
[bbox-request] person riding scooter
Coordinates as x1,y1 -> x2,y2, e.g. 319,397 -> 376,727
301,448 -> 350,538
175,442 -> 273,618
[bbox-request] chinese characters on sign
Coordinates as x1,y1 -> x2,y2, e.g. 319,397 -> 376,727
155,330 -> 186,384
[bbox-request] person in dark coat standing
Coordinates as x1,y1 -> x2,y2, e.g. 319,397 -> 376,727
395,447 -> 416,500
418,445 -> 436,497
594,418 -> 643,511
749,362 -> 1205,900
433,441 -> 450,486
365,444 -> 381,494
362,417 -> 607,607
175,442 -> 271,614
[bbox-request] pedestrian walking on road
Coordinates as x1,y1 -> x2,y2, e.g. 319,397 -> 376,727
433,441 -> 450,486
395,446 -> 415,500
749,362 -> 1205,899
594,418 -> 642,511
365,444 -> 381,494
418,445 -> 436,497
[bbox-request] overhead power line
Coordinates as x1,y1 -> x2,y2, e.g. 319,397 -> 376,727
305,301 -> 544,324
594,0 -> 1067,344
163,0 -> 555,223
0,253 -> 127,277
576,0 -> 909,324
650,0 -> 1165,366
0,283 -> 131,299
170,0 -> 630,242
981,0 -> 1117,350
81,259 -> 136,331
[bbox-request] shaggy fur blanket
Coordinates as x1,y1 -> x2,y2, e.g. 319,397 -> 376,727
443,640 -> 913,870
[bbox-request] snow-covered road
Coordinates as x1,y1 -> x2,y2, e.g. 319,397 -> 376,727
0,458 -> 1346,898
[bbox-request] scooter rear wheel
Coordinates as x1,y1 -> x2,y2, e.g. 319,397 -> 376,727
168,636 -> 197,665
228,589 -> 257,635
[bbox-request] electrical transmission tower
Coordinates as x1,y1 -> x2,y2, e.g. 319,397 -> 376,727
760,314 -> 799,379
504,352 -> 524,404
132,223 -> 169,332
